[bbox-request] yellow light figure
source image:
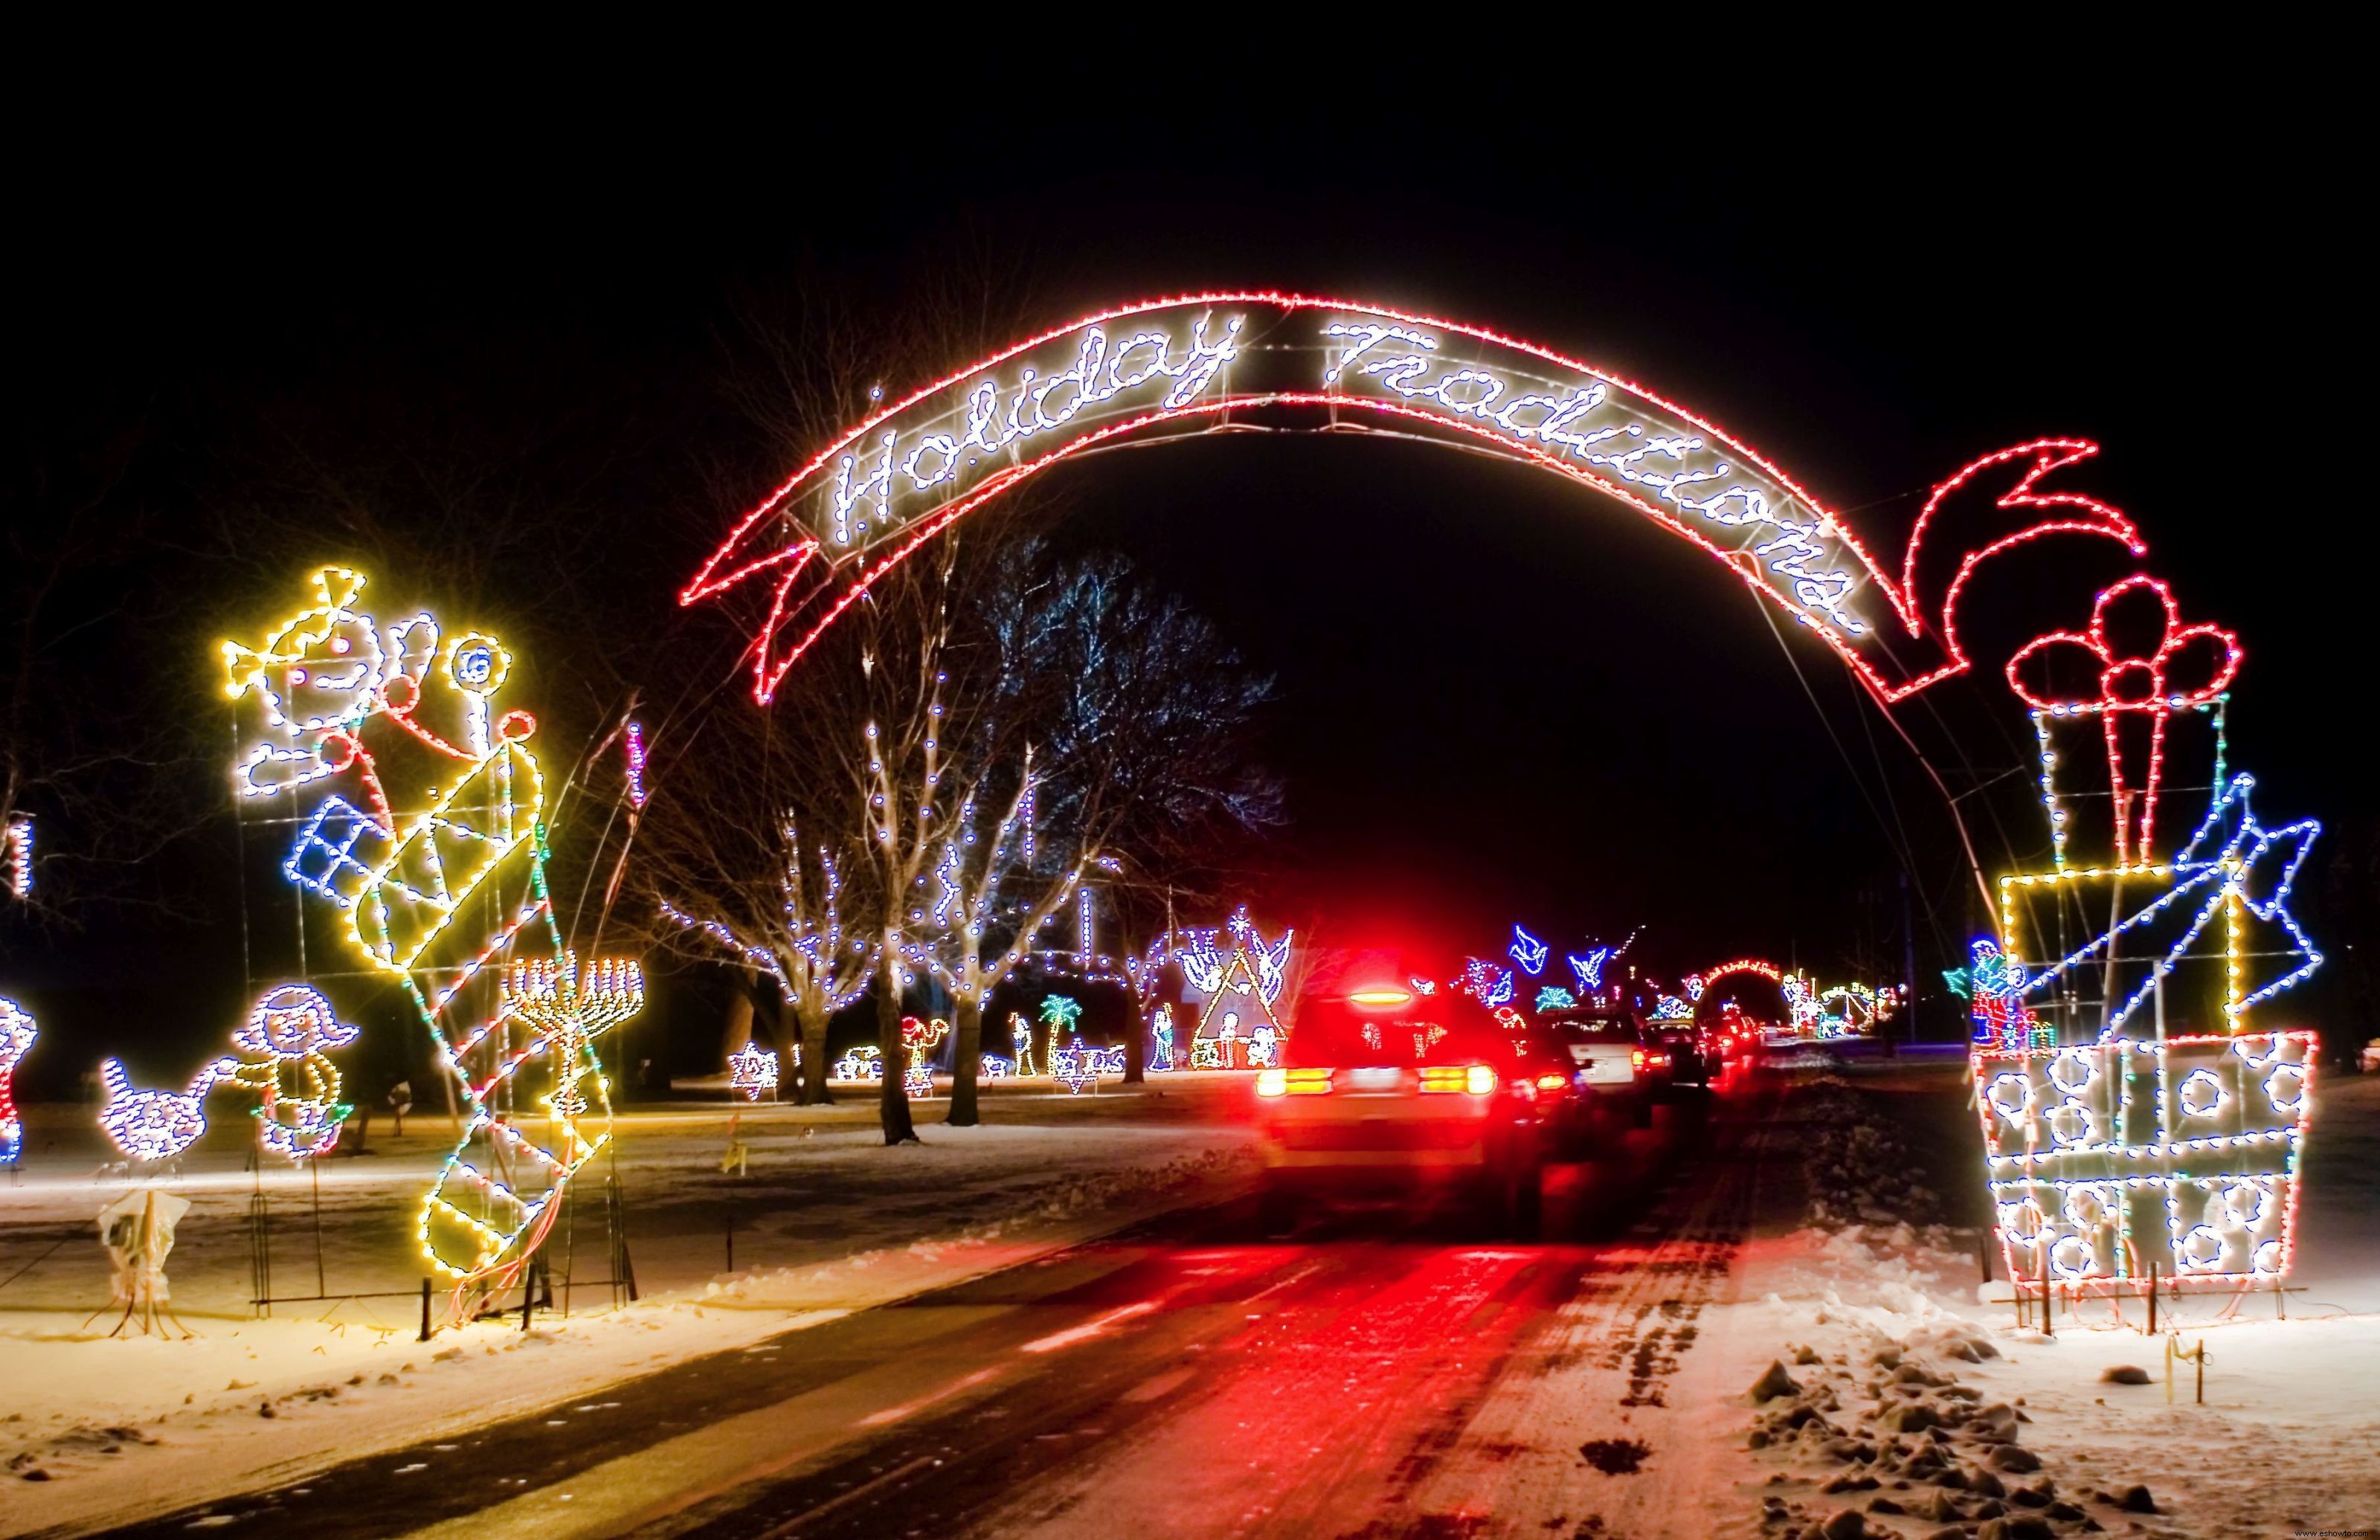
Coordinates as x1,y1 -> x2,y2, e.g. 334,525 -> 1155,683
225,567 -> 630,1301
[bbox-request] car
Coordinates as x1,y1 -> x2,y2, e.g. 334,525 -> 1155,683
1642,1015 -> 1711,1095
1536,1005 -> 1656,1153
1255,980 -> 1549,1237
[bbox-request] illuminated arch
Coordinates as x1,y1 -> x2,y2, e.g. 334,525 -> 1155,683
682,294 -> 2143,704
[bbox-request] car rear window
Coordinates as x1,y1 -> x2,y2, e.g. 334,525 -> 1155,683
1543,1013 -> 1639,1044
1284,994 -> 1515,1067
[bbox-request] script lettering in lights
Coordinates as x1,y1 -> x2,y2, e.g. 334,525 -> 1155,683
1319,320 -> 1870,637
689,294 -> 2144,707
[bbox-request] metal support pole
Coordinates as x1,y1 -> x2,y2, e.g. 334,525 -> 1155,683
418,1278 -> 433,1343
2040,1245 -> 2055,1337
2147,1262 -> 2158,1336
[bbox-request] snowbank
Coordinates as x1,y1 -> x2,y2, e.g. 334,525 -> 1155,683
1734,1061 -> 2380,1539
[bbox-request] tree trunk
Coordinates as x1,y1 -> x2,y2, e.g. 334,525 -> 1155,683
946,996 -> 983,1127
723,983 -> 755,1067
876,948 -> 917,1144
1123,997 -> 1147,1085
796,999 -> 833,1105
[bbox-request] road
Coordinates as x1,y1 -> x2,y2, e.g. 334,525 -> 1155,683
100,1075 -> 1784,1539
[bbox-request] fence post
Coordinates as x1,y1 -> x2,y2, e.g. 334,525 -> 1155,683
2039,1246 -> 2054,1338
418,1278 -> 433,1343
2147,1262 -> 2158,1336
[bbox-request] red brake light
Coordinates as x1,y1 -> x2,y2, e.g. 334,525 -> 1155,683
1464,1063 -> 1497,1096
1256,1067 -> 1287,1097
1534,1072 -> 1567,1092
1348,986 -> 1415,1008
1630,1049 -> 1647,1069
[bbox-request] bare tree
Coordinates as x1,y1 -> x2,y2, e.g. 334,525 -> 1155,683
634,757 -> 878,1104
906,544 -> 1283,1125
1,417 -> 213,923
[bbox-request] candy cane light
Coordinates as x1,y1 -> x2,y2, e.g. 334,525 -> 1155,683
224,567 -> 634,1298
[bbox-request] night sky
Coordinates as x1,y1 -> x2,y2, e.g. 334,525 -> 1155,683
6,90 -> 2368,1080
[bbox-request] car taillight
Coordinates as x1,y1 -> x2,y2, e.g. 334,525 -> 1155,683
1630,1049 -> 1647,1069
1535,1072 -> 1568,1092
1259,1067 -> 1333,1097
1650,1051 -> 1670,1066
1465,1063 -> 1497,1096
1418,1066 -> 1465,1094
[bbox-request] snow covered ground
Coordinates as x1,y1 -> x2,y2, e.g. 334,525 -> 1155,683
1731,1060 -> 2380,1539
0,1077 -> 1260,1536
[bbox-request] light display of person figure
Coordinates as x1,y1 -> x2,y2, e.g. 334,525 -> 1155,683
1010,1013 -> 1035,1077
1148,1005 -> 1174,1072
222,567 -> 638,1298
224,985 -> 359,1161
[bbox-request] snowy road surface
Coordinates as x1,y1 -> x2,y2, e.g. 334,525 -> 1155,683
94,1085 -> 1783,1539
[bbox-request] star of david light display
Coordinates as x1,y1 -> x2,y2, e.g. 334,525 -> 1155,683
222,567 -> 640,1300
729,1042 -> 779,1100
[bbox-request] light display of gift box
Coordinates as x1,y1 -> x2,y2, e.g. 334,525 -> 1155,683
1973,572 -> 2323,1295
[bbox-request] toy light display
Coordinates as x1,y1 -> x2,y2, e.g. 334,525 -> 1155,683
1508,926 -> 1548,976
1009,1012 -> 1035,1077
99,1057 -> 237,1164
224,985 -> 358,1161
1534,986 -> 1575,1012
1,997 -> 34,1164
729,1042 -> 780,1100
222,567 -> 639,1294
